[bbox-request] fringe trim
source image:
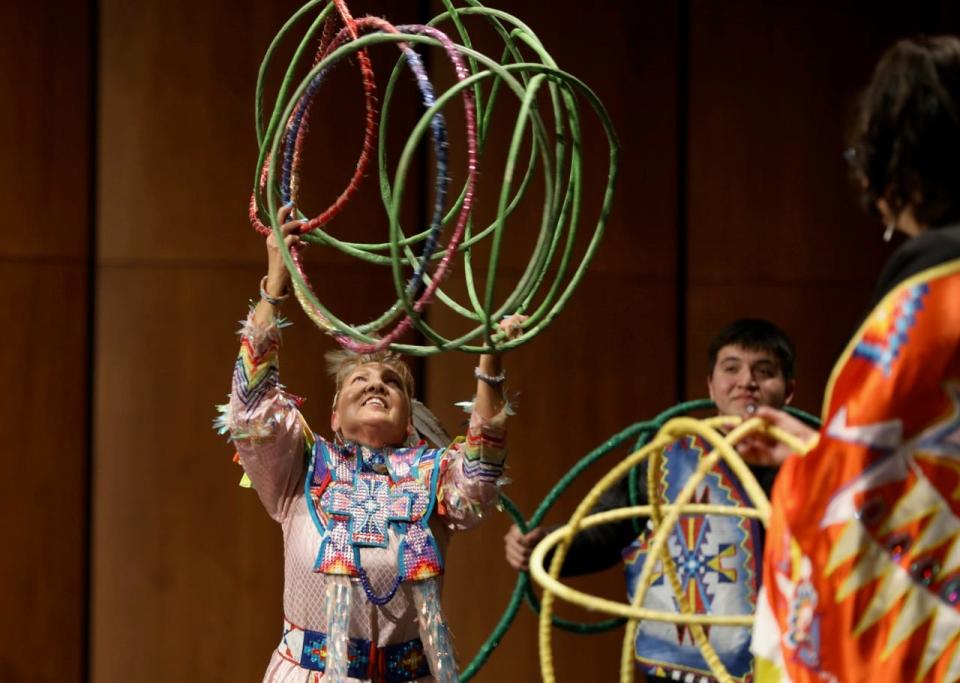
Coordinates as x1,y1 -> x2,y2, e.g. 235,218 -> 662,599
413,579 -> 459,682
235,303 -> 291,348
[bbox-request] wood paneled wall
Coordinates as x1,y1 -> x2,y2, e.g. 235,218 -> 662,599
92,1 -> 424,679
0,2 -> 93,682
683,1 -> 956,412
5,1 -> 960,682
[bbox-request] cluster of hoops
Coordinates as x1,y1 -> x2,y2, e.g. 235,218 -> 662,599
250,0 -> 618,355
527,413 -> 813,683
450,401 -> 818,680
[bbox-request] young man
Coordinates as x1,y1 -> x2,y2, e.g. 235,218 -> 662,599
504,319 -> 796,683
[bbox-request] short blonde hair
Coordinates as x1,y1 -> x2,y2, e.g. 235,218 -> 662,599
325,349 -> 415,409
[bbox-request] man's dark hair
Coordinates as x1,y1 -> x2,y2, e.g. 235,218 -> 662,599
847,35 -> 960,227
707,319 -> 796,383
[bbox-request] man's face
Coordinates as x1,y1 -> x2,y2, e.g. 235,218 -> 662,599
331,362 -> 411,447
707,344 -> 794,418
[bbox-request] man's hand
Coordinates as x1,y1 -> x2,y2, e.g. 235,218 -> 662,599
504,523 -> 547,571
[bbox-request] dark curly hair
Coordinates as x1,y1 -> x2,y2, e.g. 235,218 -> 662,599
848,35 -> 960,227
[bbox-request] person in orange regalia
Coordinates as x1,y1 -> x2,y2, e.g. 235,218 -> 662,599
740,35 -> 960,682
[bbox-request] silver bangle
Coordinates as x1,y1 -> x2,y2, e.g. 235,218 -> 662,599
259,275 -> 289,306
474,366 -> 506,386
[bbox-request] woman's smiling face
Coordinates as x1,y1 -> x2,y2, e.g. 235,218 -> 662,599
331,362 -> 412,447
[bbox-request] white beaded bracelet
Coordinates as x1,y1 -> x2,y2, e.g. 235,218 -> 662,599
474,366 -> 506,386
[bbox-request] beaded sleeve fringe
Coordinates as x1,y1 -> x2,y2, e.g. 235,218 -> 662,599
437,403 -> 511,531
213,307 -> 298,440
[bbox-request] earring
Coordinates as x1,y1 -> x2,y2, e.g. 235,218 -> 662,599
883,222 -> 896,242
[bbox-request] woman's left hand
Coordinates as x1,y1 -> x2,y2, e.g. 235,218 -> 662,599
472,313 -> 527,420
497,313 -> 528,343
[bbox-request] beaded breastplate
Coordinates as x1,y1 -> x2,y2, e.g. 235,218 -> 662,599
305,439 -> 445,588
622,434 -> 760,683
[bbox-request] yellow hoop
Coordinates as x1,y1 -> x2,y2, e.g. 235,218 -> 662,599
528,415 -> 811,683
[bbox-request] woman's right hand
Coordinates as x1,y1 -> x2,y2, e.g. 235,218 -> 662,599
737,406 -> 819,466
263,202 -> 307,298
